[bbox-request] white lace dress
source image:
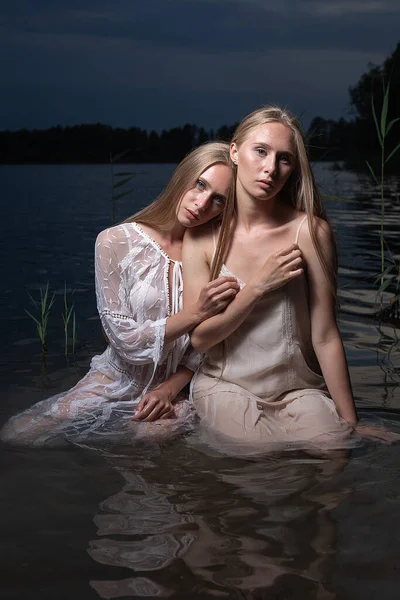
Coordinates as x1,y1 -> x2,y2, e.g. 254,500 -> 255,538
1,223 -> 200,447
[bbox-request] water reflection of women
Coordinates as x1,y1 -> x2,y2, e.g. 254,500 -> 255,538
1,143 -> 239,447
183,106 -> 399,451
87,447 -> 350,598
88,460 -> 197,598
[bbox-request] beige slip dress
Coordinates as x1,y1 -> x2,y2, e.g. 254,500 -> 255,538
192,215 -> 355,449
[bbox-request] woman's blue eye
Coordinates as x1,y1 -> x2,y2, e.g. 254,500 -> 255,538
214,195 -> 225,205
196,179 -> 206,190
279,155 -> 291,164
256,148 -> 266,156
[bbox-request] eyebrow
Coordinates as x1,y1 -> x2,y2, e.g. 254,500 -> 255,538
253,142 -> 296,158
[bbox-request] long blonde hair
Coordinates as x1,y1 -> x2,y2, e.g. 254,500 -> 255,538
210,106 -> 337,299
124,142 -> 232,230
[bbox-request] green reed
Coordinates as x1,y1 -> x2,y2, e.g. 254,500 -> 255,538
25,283 -> 56,357
366,82 -> 400,313
62,283 -> 77,357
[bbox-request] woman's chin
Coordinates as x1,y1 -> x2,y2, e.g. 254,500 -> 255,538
179,216 -> 200,228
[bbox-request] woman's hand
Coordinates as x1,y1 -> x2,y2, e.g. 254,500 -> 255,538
249,243 -> 304,298
133,389 -> 176,422
195,276 -> 240,320
355,423 -> 400,444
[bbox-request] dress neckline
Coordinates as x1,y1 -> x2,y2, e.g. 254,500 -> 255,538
221,264 -> 246,286
217,214 -> 308,287
131,222 -> 181,264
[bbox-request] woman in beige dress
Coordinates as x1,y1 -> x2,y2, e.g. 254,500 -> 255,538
183,106 -> 397,452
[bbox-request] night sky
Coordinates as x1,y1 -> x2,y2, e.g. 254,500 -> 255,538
1,0 -> 399,132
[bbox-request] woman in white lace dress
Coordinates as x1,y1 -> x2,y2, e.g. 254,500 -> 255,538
1,142 -> 239,447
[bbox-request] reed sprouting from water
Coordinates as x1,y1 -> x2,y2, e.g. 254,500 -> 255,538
25,283 -> 56,358
110,150 -> 136,225
62,283 -> 77,358
25,283 -> 79,363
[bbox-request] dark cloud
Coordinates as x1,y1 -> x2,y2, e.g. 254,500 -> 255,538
2,0 -> 399,53
0,0 -> 398,130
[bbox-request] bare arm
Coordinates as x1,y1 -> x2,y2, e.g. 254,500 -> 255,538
303,219 -> 400,443
183,225 -> 304,353
300,219 -> 358,426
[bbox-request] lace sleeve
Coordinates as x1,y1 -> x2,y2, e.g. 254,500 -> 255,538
180,344 -> 202,373
95,227 -> 166,365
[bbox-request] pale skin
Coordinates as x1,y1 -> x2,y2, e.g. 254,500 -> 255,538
133,163 -> 239,422
183,122 -> 398,444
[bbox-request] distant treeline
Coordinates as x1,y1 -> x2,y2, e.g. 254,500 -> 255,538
1,42 -> 399,171
0,123 -> 233,165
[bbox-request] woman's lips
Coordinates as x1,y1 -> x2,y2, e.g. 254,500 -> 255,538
185,208 -> 200,221
257,179 -> 274,189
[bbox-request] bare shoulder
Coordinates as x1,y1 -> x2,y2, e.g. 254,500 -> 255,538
297,216 -> 334,253
184,221 -> 216,242
183,221 -> 217,259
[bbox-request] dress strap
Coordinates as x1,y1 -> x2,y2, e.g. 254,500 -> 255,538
295,215 -> 308,244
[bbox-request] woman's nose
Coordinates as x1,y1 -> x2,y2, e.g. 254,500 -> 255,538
194,195 -> 210,210
264,155 -> 277,175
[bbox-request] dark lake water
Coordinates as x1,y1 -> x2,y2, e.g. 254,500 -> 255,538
1,163 -> 400,599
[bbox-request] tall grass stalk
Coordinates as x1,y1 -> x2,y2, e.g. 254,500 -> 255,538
366,82 -> 400,308
110,150 -> 136,224
62,283 -> 76,357
72,311 -> 77,355
25,283 -> 56,356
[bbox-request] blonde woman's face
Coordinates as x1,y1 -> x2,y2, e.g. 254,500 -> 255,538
176,164 -> 232,227
231,122 -> 296,201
